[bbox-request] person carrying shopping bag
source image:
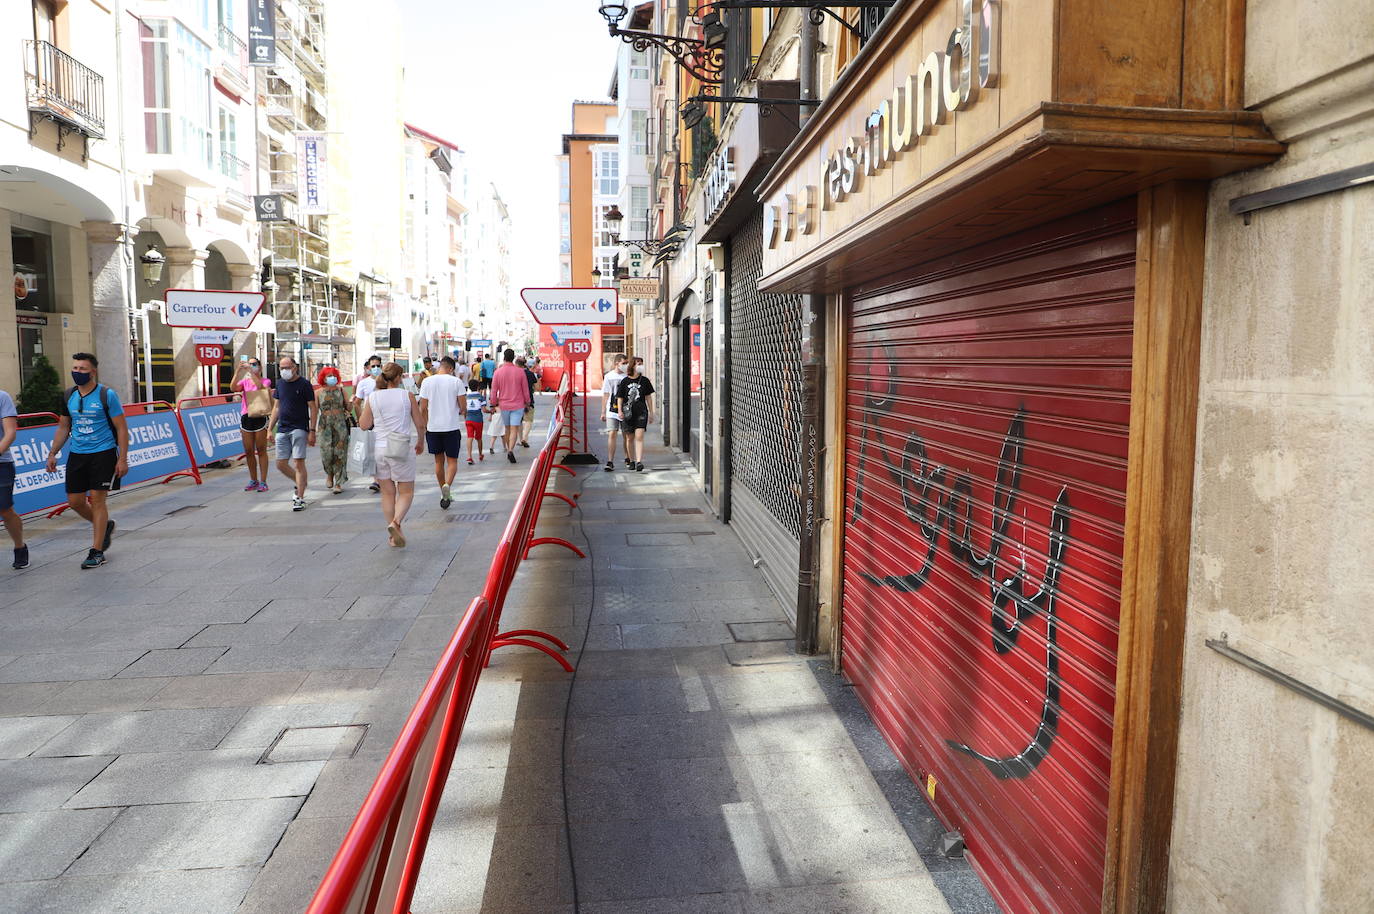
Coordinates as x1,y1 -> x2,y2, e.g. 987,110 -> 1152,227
357,363 -> 425,547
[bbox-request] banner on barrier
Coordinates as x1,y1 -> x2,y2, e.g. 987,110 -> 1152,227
182,402 -> 246,465
9,411 -> 195,515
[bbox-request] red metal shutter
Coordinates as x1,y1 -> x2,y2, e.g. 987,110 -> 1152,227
842,199 -> 1136,914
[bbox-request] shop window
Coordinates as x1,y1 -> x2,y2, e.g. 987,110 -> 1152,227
12,228 -> 54,314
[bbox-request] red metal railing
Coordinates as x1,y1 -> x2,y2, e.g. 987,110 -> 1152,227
306,381 -> 584,914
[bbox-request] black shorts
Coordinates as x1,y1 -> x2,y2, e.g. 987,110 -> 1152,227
240,414 -> 268,432
0,462 -> 14,511
623,411 -> 649,431
66,448 -> 122,495
425,428 -> 462,458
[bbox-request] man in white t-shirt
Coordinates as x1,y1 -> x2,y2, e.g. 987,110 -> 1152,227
601,354 -> 630,472
418,356 -> 468,509
455,353 -> 472,384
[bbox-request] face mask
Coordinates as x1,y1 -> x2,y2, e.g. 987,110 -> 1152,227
280,369 -> 295,381
370,367 -> 382,377
71,370 -> 92,386
324,376 -> 338,386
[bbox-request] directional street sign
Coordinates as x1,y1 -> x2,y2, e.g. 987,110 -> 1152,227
164,289 -> 265,330
520,287 -> 619,325
191,330 -> 236,345
550,325 -> 594,344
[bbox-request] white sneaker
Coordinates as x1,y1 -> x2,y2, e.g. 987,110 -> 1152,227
292,495 -> 305,512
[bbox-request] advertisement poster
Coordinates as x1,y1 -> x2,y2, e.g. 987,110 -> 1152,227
296,132 -> 329,215
9,413 -> 194,515
182,402 -> 247,466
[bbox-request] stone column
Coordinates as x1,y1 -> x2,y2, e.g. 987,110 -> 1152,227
227,262 -> 261,363
164,248 -> 208,402
83,221 -> 137,402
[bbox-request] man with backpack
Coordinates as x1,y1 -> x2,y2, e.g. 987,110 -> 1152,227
44,353 -> 129,568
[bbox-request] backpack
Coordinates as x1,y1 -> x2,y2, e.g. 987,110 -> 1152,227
64,384 -> 118,437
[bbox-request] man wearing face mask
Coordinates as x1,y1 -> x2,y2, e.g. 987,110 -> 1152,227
353,355 -> 384,493
268,356 -> 317,511
44,353 -> 129,568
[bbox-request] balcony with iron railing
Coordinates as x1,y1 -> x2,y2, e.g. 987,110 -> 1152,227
215,24 -> 251,97
220,150 -> 252,209
23,39 -> 105,142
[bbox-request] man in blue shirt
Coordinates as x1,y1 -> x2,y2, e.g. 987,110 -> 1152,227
44,353 -> 129,568
0,387 -> 27,569
269,355 -> 317,511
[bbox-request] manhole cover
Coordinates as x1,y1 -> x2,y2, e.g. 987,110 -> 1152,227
666,507 -> 703,515
259,724 -> 368,764
165,505 -> 205,515
446,513 -> 491,523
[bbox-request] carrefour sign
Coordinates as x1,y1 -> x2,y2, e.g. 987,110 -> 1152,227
164,289 -> 265,329
520,288 -> 619,325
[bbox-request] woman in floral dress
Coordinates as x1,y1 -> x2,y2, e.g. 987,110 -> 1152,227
315,366 -> 350,494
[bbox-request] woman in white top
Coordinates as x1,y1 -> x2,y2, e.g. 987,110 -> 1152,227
358,362 -> 425,547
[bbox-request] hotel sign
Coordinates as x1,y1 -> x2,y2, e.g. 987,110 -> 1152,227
762,0 -> 1001,254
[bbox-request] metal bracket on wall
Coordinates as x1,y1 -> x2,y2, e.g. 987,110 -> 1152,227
1205,638 -> 1374,732
1228,162 -> 1374,224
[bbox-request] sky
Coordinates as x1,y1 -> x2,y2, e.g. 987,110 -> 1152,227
395,0 -> 619,288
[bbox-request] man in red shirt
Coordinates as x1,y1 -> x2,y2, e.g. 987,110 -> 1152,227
488,348 -> 533,463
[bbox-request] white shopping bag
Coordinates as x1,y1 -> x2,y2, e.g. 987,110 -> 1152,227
347,427 -> 375,478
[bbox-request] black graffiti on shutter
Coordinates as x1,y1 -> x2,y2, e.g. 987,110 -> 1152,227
851,401 -> 1071,780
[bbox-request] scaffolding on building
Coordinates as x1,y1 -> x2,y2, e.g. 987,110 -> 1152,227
258,0 -> 356,373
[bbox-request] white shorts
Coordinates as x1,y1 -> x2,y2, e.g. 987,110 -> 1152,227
374,450 -> 416,483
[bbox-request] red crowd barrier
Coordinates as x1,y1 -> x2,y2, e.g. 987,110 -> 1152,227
306,380 -> 584,914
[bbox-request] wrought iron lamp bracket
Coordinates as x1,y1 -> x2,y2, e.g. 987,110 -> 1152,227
691,1 -> 895,40
610,27 -> 724,84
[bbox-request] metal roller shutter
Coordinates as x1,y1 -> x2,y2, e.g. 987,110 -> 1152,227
729,208 -> 803,618
842,199 -> 1136,914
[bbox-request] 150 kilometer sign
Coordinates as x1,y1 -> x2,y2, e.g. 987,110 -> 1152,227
520,288 -> 620,324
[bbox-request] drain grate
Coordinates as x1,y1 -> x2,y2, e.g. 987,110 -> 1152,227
165,505 -> 205,515
446,513 -> 491,523
259,724 -> 368,764
666,507 -> 704,515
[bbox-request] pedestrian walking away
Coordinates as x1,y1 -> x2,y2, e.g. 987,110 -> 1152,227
601,354 -> 629,471
315,366 -> 350,494
489,348 -> 532,463
353,355 -> 384,493
358,363 -> 426,547
517,355 -> 539,448
43,353 -> 128,568
269,356 -> 317,511
0,388 -> 28,569
614,356 -> 655,473
418,355 -> 466,509
479,352 -> 497,387
455,352 -> 472,385
463,385 -> 487,464
230,356 -> 273,491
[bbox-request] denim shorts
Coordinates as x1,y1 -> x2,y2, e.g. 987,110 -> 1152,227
500,408 -> 524,427
276,428 -> 308,460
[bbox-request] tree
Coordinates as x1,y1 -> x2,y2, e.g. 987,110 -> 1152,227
17,353 -> 63,420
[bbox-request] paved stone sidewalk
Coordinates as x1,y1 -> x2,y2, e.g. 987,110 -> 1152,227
0,400 -> 995,913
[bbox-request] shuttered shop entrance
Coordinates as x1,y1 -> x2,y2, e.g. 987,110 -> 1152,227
842,200 -> 1136,914
729,209 -> 803,618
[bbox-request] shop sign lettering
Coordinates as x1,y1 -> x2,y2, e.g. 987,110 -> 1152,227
765,0 -> 1001,249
